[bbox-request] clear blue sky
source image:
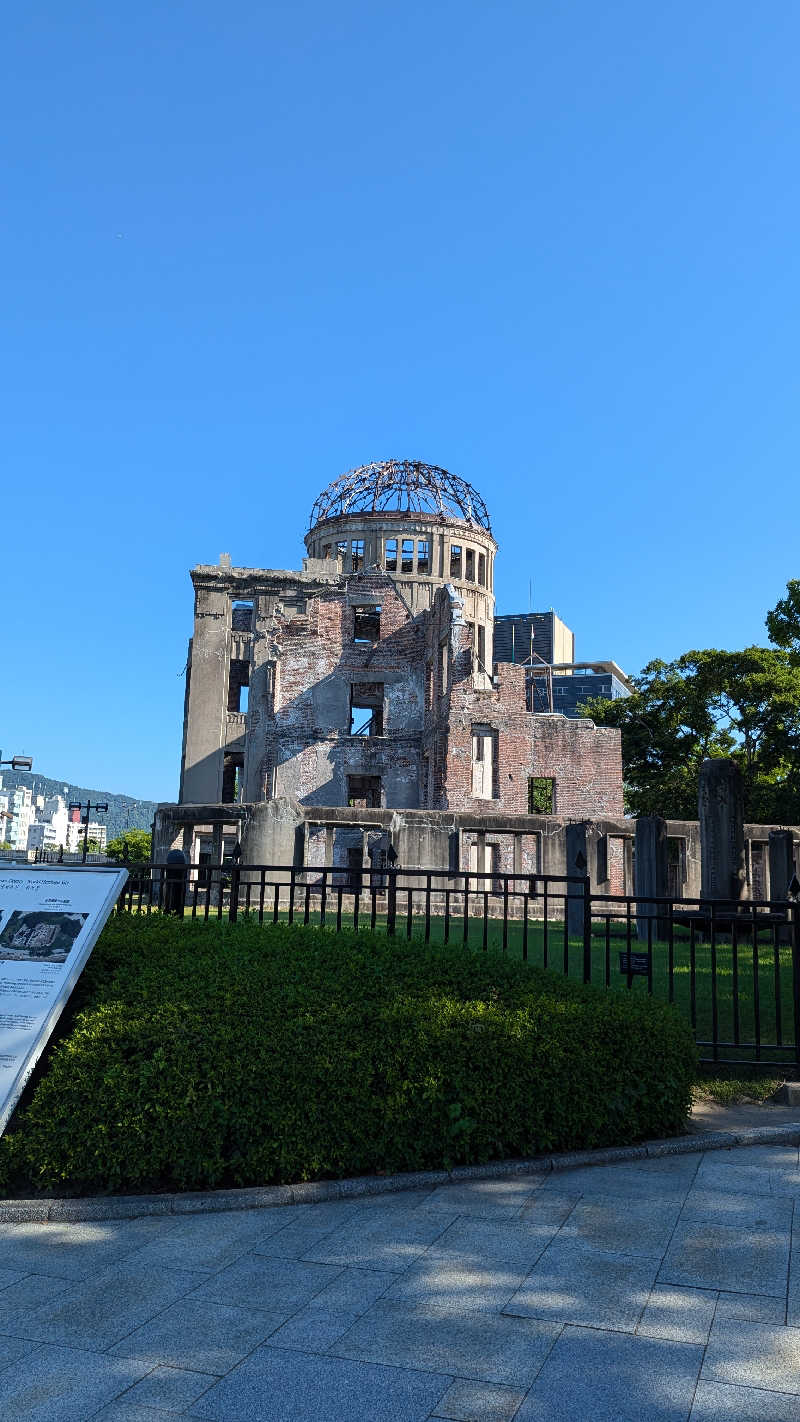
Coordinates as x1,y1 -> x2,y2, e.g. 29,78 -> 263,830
3,2 -> 799,802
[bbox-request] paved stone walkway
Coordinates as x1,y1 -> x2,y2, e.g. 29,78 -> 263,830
1,1146 -> 800,1418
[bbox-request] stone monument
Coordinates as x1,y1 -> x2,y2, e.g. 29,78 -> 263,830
698,758 -> 748,902
635,816 -> 668,940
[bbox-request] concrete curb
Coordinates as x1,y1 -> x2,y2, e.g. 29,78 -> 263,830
3,1122 -> 800,1224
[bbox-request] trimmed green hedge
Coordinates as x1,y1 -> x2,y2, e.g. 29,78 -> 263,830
0,916 -> 697,1195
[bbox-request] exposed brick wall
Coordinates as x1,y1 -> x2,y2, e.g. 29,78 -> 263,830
188,564 -> 624,821
421,587 -> 623,818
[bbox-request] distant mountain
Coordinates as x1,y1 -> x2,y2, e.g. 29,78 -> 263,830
0,769 -> 158,842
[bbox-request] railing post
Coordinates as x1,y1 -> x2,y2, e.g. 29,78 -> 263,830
229,864 -> 240,923
387,867 -> 397,937
792,900 -> 800,1071
582,876 -> 592,983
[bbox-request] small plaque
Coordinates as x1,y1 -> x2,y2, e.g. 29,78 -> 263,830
619,951 -> 650,976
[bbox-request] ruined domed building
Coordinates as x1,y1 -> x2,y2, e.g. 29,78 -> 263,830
160,461 -> 630,885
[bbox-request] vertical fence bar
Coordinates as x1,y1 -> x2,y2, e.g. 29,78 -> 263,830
731,917 -> 740,1048
752,903 -> 761,1062
257,870 -> 265,925
320,870 -> 327,929
288,868 -> 296,925
483,890 -> 489,952
582,879 -> 592,984
562,897 -> 569,977
522,892 -> 529,962
462,874 -> 469,946
425,874 -> 432,943
689,919 -> 697,1032
667,902 -> 674,1005
543,883 -> 549,970
502,879 -> 509,955
773,921 -> 783,1047
604,914 -> 611,987
792,902 -> 800,1071
370,884 -> 377,931
336,887 -> 343,932
229,865 -> 240,924
444,887 -> 451,944
710,902 -> 719,1063
646,912 -> 653,995
406,887 -> 413,939
625,901 -> 633,989
303,882 -> 311,926
387,870 -> 396,937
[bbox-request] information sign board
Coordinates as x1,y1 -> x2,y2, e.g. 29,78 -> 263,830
618,951 -> 650,977
0,864 -> 127,1135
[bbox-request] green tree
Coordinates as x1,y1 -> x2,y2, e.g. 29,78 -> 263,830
766,579 -> 800,658
582,647 -> 800,822
106,829 -> 152,863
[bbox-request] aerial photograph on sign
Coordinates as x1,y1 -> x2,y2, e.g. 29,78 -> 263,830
0,911 -> 88,964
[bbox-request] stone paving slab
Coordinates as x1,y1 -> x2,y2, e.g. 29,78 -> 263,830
332,1299 -> 561,1387
702,1318 -> 800,1394
1,1260 -> 206,1352
635,1285 -> 718,1344
121,1364 -> 218,1412
515,1325 -> 704,1421
659,1219 -> 791,1295
689,1379 -> 800,1419
432,1378 -> 527,1420
504,1238 -> 661,1330
109,1297 -> 288,1373
189,1346 -> 452,1421
0,1343 -> 151,1422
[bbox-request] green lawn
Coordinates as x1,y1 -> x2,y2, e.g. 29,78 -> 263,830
198,891 -> 796,1067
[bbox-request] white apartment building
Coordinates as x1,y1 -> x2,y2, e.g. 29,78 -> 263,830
65,819 -> 107,853
4,785 -> 34,852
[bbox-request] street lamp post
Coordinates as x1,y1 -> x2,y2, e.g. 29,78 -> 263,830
68,801 -> 109,863
0,753 -> 33,772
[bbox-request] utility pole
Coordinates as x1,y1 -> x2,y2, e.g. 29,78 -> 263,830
68,800 -> 109,863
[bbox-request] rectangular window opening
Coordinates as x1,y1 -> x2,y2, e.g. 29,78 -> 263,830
401,539 -> 414,573
450,544 -> 462,579
222,754 -> 244,802
478,553 -> 486,586
385,538 -> 397,572
347,776 -> 381,808
417,539 -> 430,574
465,549 -> 475,582
231,600 -> 254,632
351,539 -> 365,571
528,777 -> 554,814
477,624 -> 486,670
350,683 -> 384,736
227,658 -> 250,713
439,641 -> 449,695
353,604 -> 381,643
472,724 -> 496,800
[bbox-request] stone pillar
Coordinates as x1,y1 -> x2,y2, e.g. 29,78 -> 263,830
698,758 -> 748,902
768,829 -> 795,904
635,816 -> 668,941
181,586 -> 229,804
565,822 -> 589,937
240,798 -> 305,881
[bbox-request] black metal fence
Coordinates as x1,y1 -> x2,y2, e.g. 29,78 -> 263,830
116,862 -> 800,1069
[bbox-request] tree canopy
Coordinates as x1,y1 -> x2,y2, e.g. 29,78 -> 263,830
582,586 -> 800,823
106,829 -> 153,863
